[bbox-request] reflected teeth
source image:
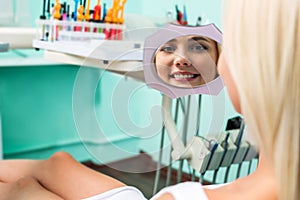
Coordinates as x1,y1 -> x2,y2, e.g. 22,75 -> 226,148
173,74 -> 195,79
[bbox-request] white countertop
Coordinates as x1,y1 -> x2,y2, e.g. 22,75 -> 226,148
0,49 -> 60,67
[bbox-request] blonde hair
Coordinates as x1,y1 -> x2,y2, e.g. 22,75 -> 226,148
222,0 -> 300,200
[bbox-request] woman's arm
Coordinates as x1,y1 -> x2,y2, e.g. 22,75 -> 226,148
0,152 -> 125,199
155,193 -> 175,200
0,177 -> 63,200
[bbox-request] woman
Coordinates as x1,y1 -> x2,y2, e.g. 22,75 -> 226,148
220,0 -> 300,199
154,35 -> 220,88
0,0 -> 299,199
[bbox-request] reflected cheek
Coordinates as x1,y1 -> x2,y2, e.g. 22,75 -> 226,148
194,59 -> 217,79
155,56 -> 173,79
155,54 -> 173,68
156,65 -> 171,81
202,60 -> 216,71
191,59 -> 205,70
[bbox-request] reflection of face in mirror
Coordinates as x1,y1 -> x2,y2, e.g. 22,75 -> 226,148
154,35 -> 220,88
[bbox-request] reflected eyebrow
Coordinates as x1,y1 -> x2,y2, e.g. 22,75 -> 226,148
188,36 -> 210,42
165,38 -> 177,44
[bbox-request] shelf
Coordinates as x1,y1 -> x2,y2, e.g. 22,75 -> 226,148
43,49 -> 144,81
0,27 -> 36,49
0,49 -> 60,67
32,39 -> 144,81
32,19 -> 145,81
33,39 -> 143,61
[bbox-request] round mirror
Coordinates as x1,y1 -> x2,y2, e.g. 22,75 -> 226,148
154,35 -> 221,88
143,23 -> 223,98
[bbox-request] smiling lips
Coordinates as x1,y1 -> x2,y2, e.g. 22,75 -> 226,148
169,72 -> 200,81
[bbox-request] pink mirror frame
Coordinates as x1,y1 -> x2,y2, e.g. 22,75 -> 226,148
143,23 -> 224,98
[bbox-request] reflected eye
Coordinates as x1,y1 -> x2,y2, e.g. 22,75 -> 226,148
160,46 -> 175,53
189,44 -> 208,52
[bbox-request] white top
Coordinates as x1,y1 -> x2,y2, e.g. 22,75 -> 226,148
151,182 -> 209,200
82,182 -> 219,200
82,186 -> 147,200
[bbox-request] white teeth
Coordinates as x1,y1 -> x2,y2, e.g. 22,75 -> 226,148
173,74 -> 194,79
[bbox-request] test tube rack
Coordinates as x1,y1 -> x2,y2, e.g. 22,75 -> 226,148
33,19 -> 143,63
35,19 -> 126,42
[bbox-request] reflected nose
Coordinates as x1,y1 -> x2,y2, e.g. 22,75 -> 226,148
173,55 -> 191,67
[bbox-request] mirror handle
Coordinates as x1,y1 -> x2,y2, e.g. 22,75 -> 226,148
162,94 -> 192,160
